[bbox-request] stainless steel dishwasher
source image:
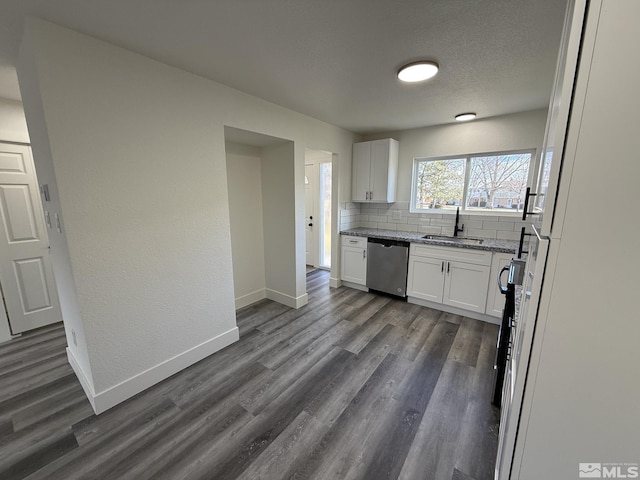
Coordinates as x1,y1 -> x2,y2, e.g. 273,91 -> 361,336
366,238 -> 410,297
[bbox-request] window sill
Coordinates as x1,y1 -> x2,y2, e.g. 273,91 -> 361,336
409,208 -> 524,217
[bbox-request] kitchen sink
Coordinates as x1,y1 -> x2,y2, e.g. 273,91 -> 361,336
422,235 -> 484,245
452,238 -> 485,245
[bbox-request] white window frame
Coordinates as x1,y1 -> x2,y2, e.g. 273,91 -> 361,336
410,148 -> 538,216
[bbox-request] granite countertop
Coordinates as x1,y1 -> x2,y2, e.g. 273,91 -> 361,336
340,227 -> 519,254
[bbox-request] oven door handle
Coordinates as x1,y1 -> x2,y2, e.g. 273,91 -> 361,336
498,265 -> 510,294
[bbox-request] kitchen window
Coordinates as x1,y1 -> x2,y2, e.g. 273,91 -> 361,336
410,150 -> 535,214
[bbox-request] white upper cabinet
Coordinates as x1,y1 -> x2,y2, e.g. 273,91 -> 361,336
351,142 -> 371,203
351,139 -> 399,203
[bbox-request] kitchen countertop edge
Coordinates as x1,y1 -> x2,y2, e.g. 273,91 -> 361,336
340,228 -> 518,254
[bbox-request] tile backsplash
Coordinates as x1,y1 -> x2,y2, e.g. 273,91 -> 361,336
339,202 -> 362,231
340,201 -> 533,241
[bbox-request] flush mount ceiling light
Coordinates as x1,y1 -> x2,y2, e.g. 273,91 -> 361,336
397,61 -> 439,83
455,112 -> 477,122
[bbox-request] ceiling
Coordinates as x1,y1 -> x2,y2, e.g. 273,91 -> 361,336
0,0 -> 568,134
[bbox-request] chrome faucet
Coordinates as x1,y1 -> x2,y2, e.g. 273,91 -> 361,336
454,207 -> 464,237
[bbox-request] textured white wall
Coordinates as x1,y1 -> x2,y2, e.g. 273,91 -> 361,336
18,18 -> 356,408
0,98 -> 30,144
22,21 -> 238,394
225,143 -> 266,306
261,141 -> 300,302
363,109 -> 548,203
17,35 -> 94,388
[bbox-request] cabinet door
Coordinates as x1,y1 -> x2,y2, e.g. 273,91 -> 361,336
341,246 -> 367,285
443,261 -> 491,313
370,139 -> 390,202
352,142 -> 371,202
486,252 -> 513,317
407,255 -> 445,303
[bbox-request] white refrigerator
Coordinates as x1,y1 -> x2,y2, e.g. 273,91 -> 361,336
496,0 -> 640,478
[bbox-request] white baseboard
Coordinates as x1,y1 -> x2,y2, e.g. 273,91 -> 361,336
265,289 -> 308,309
295,293 -> 308,308
70,327 -> 239,415
340,280 -> 369,292
67,347 -> 98,412
235,288 -> 266,309
0,332 -> 13,344
329,277 -> 342,288
0,308 -> 13,344
407,297 -> 500,325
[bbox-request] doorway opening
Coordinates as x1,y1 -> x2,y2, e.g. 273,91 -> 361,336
0,142 -> 62,342
305,149 -> 333,270
224,126 -> 300,310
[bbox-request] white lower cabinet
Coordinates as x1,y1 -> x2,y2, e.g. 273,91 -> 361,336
406,255 -> 445,303
407,244 -> 492,314
444,260 -> 491,313
340,235 -> 367,285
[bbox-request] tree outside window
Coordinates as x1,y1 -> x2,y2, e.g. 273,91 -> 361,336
411,150 -> 534,214
466,153 -> 531,211
415,158 -> 465,210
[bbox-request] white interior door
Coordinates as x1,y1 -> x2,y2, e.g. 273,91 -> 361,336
305,164 -> 317,266
0,142 -> 62,334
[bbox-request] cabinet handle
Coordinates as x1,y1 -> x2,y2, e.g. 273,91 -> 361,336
498,265 -> 510,294
363,249 -> 366,259
447,261 -> 450,274
521,187 -> 540,221
517,226 -> 532,259
441,260 -> 444,273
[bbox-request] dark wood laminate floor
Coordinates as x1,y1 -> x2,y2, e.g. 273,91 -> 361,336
0,270 -> 499,480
